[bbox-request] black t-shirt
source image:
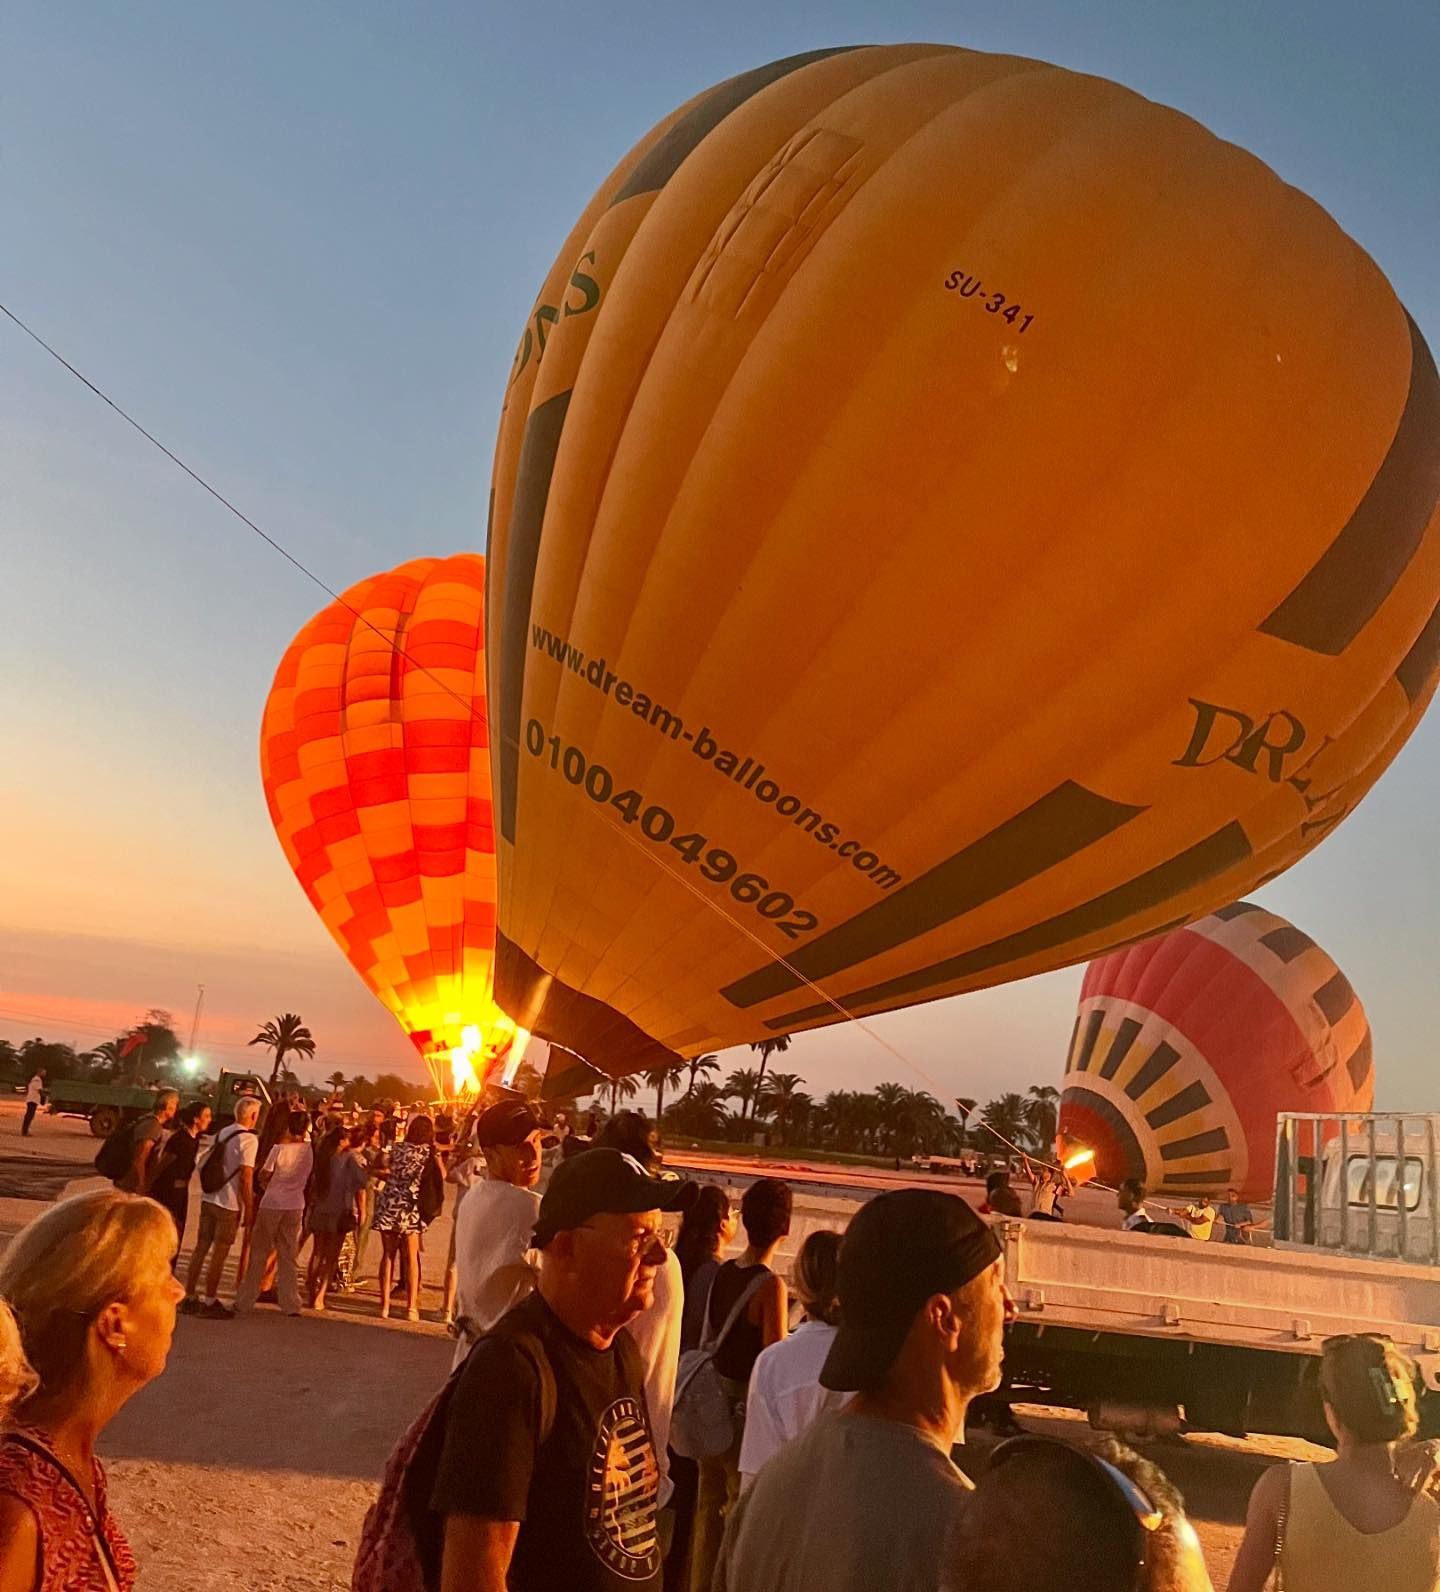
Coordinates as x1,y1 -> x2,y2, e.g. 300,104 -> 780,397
430,1291 -> 661,1590
148,1131 -> 199,1200
707,1260 -> 771,1383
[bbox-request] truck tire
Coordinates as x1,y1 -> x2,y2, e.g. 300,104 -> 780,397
90,1106 -> 121,1139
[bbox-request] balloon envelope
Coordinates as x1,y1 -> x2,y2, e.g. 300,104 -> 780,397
261,555 -> 519,1095
487,44 -> 1440,1075
1058,902 -> 1374,1201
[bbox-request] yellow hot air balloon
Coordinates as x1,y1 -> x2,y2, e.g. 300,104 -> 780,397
487,45 -> 1440,1077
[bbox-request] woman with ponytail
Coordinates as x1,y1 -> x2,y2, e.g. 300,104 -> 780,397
0,1190 -> 184,1590
1228,1333 -> 1440,1590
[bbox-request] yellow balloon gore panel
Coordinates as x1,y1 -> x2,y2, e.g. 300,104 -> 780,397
487,45 -> 1440,1075
261,555 -> 512,1072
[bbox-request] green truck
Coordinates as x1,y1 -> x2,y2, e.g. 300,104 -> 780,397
45,1071 -> 272,1138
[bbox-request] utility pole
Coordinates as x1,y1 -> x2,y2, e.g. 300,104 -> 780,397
187,984 -> 205,1059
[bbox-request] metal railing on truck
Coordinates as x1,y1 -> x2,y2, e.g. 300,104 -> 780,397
1274,1112 -> 1440,1267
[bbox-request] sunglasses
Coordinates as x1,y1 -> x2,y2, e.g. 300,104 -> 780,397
987,1436 -> 1163,1591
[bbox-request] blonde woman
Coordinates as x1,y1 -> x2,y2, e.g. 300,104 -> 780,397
1228,1334 -> 1440,1591
0,1189 -> 184,1591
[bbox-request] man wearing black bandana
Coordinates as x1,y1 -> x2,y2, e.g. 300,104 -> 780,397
714,1189 -> 1008,1592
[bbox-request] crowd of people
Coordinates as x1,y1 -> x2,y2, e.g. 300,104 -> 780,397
0,1091 -> 1437,1590
79,1085 -> 464,1326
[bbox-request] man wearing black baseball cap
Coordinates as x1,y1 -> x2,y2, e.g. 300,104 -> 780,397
430,1146 -> 695,1591
715,1189 -> 1007,1592
449,1099 -> 558,1370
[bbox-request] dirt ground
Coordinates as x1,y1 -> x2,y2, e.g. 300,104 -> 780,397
0,1101 -> 1318,1589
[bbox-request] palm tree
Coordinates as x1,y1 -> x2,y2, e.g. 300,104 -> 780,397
954,1097 -> 978,1149
325,1070 -> 347,1094
83,1040 -> 126,1078
684,1053 -> 720,1097
981,1092 -> 1030,1155
724,1067 -> 762,1124
1025,1085 -> 1061,1154
748,1035 -> 791,1119
606,1073 -> 639,1114
644,1062 -> 687,1130
760,1072 -> 807,1141
873,1081 -> 909,1154
680,1080 -> 729,1138
249,1013 -> 316,1087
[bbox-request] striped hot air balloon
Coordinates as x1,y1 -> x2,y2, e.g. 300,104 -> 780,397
260,555 -> 525,1098
486,43 -> 1440,1078
1058,902 -> 1374,1202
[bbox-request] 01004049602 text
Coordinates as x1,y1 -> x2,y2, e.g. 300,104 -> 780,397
522,718 -> 821,940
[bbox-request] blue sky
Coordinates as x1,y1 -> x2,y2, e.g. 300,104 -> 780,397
3,1 -> 1436,1108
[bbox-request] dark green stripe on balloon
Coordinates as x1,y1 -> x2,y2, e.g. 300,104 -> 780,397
497,390 -> 573,845
610,48 -> 861,206
762,822 -> 1252,1027
723,782 -> 1144,1009
1260,315 -> 1440,656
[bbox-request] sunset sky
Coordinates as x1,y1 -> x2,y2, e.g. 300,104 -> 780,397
4,2 -> 1437,1109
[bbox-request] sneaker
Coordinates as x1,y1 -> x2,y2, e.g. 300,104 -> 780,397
257,1289 -> 280,1306
201,1300 -> 235,1320
177,1296 -> 201,1316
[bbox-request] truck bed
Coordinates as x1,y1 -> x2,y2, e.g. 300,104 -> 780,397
1001,1216 -> 1440,1378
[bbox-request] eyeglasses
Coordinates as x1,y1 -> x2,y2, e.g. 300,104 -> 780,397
577,1221 -> 675,1259
987,1436 -> 1163,1592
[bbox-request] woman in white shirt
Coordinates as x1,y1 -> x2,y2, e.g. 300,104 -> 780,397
739,1229 -> 848,1486
234,1110 -> 313,1317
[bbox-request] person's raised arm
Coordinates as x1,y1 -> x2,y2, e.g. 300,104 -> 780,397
1226,1464 -> 1286,1592
441,1516 -> 518,1592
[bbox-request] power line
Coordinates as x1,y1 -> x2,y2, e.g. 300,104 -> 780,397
0,299 -> 981,1113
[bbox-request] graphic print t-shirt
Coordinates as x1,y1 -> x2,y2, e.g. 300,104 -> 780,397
431,1292 -> 661,1590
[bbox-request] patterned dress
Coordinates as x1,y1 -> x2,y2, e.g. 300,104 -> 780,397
371,1142 -> 429,1236
0,1428 -> 137,1590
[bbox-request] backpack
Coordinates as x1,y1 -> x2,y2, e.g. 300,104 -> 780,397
198,1125 -> 254,1195
418,1148 -> 444,1227
670,1269 -> 769,1460
93,1120 -> 138,1182
352,1321 -> 556,1592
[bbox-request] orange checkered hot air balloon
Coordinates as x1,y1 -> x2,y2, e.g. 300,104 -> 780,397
1058,902 -> 1374,1202
260,555 -> 523,1099
487,44 -> 1440,1080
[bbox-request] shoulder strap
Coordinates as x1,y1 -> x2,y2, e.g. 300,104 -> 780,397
3,1434 -> 122,1592
703,1269 -> 770,1357
1270,1463 -> 1292,1588
482,1320 -> 558,1444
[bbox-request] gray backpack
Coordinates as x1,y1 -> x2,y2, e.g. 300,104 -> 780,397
669,1270 -> 768,1460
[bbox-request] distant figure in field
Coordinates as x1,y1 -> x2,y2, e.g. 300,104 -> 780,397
20,1071 -> 45,1138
